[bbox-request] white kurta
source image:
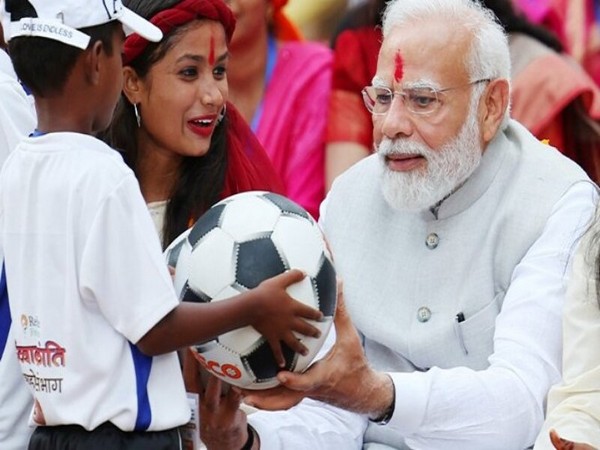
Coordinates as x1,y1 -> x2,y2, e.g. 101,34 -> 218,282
250,120 -> 597,450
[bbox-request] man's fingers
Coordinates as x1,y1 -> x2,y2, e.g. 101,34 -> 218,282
243,386 -> 305,411
225,385 -> 242,408
203,376 -> 223,411
277,361 -> 327,393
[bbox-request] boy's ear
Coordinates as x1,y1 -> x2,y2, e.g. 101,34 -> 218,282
122,66 -> 143,105
84,40 -> 105,86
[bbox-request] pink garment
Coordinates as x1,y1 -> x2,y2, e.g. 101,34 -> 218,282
514,0 -> 552,24
515,0 -> 600,85
255,41 -> 332,220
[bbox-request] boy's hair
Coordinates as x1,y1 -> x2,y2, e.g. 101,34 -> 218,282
8,21 -> 119,98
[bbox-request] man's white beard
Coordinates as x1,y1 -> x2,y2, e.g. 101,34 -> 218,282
377,103 -> 483,212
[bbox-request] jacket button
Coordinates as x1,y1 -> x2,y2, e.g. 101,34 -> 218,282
417,306 -> 432,322
425,233 -> 439,249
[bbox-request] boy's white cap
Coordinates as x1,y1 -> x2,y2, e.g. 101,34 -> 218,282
4,0 -> 162,50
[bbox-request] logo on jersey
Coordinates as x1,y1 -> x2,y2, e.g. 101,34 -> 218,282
20,314 -> 41,338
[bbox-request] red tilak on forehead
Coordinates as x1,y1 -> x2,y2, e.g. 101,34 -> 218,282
394,51 -> 404,82
209,34 -> 216,65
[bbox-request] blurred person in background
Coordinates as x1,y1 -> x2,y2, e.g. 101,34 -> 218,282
514,0 -> 600,86
283,0 -> 348,43
487,0 -> 600,182
226,0 -> 332,219
325,0 -> 385,190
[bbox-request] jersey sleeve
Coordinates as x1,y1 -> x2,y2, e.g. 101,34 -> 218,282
79,173 -> 179,344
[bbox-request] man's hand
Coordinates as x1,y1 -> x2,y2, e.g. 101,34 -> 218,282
199,375 -> 251,450
550,429 -> 597,450
243,283 -> 394,418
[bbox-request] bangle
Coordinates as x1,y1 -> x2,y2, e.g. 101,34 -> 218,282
240,424 -> 255,450
369,379 -> 395,425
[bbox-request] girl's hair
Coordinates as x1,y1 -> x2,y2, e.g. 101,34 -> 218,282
105,0 -> 228,248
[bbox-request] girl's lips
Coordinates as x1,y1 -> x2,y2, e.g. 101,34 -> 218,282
385,154 -> 426,172
187,115 -> 217,138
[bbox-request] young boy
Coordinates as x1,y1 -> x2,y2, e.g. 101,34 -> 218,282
1,0 -> 323,448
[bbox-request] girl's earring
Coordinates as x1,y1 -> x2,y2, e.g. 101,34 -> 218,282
133,103 -> 141,128
216,105 -> 226,125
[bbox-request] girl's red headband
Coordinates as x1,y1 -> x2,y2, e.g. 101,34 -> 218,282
123,0 -> 236,65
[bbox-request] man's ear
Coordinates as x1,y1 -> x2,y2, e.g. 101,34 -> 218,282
479,78 -> 509,144
122,66 -> 143,105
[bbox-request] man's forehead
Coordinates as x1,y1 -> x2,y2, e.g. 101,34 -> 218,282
376,24 -> 470,88
372,75 -> 442,90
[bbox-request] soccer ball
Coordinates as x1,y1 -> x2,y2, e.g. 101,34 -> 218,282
164,191 -> 337,390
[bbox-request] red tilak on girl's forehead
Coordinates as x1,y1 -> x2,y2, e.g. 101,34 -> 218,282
208,34 -> 216,65
394,51 -> 404,82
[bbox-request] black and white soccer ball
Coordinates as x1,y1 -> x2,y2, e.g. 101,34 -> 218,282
164,191 -> 337,390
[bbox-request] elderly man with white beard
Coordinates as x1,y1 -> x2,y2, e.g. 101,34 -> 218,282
196,0 -> 598,449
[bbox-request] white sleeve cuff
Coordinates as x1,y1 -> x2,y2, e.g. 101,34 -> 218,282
385,371 -> 432,434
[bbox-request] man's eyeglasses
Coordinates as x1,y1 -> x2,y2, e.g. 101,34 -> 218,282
361,79 -> 491,116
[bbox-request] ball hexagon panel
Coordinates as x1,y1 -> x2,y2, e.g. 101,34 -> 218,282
271,215 -> 325,276
219,194 -> 281,242
217,323 -> 263,355
188,227 -> 236,298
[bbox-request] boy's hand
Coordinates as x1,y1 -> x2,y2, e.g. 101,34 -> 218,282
250,269 -> 323,367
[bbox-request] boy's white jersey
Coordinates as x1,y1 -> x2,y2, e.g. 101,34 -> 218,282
0,132 -> 190,431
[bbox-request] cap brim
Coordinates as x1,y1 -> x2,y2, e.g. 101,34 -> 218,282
118,7 -> 162,42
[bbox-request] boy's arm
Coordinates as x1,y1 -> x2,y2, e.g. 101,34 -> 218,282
136,269 -> 323,361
